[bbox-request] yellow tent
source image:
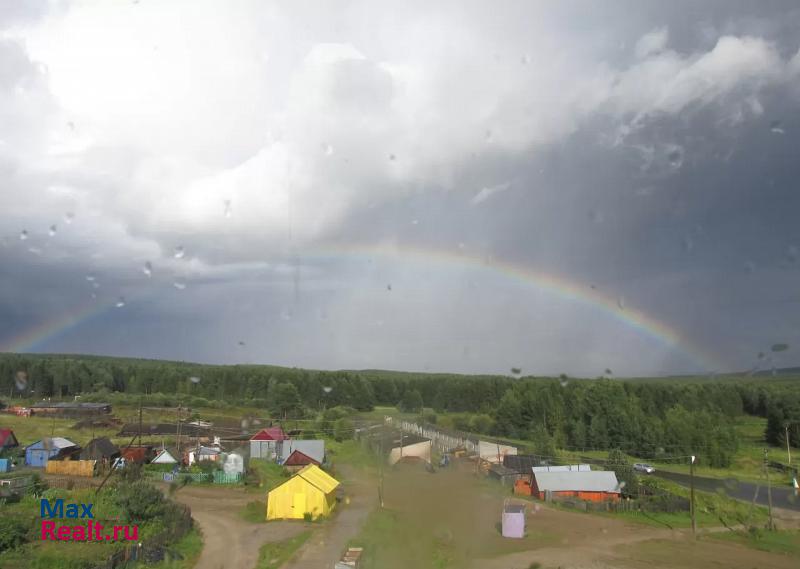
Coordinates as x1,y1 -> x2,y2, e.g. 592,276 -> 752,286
266,464 -> 340,521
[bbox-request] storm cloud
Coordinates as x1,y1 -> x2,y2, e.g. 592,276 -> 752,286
2,0 -> 800,376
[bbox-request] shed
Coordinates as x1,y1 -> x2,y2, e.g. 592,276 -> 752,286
266,464 -> 340,521
284,450 -> 321,472
0,458 -> 10,473
531,470 -> 621,502
488,463 -> 518,486
120,445 -> 154,464
80,437 -> 120,462
478,440 -> 518,464
250,427 -> 288,460
25,438 -> 80,468
502,501 -> 526,538
388,435 -> 432,466
0,429 -> 19,450
279,440 -> 325,465
152,448 -> 179,464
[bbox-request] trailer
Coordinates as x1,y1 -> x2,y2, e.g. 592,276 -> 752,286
334,547 -> 363,569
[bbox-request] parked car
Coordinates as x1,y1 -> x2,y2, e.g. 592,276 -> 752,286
633,463 -> 655,474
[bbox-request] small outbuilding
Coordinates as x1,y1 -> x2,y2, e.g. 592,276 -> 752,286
278,440 -> 325,465
283,450 -> 321,472
25,437 -> 81,468
501,501 -> 526,538
0,429 -> 19,450
388,435 -> 432,466
250,427 -> 289,460
530,470 -> 621,502
152,448 -> 179,465
478,440 -> 518,465
80,437 -> 120,465
266,464 -> 340,521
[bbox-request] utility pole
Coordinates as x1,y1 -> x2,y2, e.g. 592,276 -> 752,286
689,454 -> 696,537
764,448 -> 774,530
176,405 -> 183,464
137,397 -> 143,447
785,423 -> 792,466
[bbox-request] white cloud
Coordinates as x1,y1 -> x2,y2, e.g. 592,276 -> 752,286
635,27 -> 669,59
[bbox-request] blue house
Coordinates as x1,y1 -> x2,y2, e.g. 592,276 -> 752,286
25,437 -> 80,468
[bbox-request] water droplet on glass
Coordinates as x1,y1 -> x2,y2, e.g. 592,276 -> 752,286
90,292 -> 97,299
48,225 -> 57,237
322,386 -> 333,394
64,212 -> 75,224
771,343 -> 789,353
510,367 -> 522,376
173,245 -> 185,259
411,219 -> 419,225
189,376 -> 201,384
238,340 -> 246,346
92,281 -> 100,289
28,247 -> 42,255
617,296 -> 625,310
14,371 -> 28,391
484,130 -> 493,143
389,154 -> 396,161
769,120 -> 785,134
173,279 -> 187,290
559,378 -> 569,388
787,246 -> 798,262
521,54 -> 531,65
757,351 -> 765,360
19,230 -> 28,241
386,284 -> 392,291
743,261 -> 755,274
589,210 -> 604,224
667,148 -> 683,168
142,261 -> 153,277
280,309 -> 292,321
115,297 -> 126,308
605,368 -> 613,375
86,274 -> 96,282
323,143 -> 333,156
682,235 -> 694,253
223,199 -> 232,218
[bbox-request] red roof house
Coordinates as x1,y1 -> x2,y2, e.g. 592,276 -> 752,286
0,429 -> 19,449
250,427 -> 288,441
250,427 -> 288,460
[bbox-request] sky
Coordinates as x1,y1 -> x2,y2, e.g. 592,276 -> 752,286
1,0 -> 800,377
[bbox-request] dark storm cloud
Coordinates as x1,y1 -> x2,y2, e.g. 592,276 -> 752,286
2,1 -> 800,375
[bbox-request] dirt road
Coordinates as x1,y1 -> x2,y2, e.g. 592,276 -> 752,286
170,485 -> 308,569
284,466 -> 377,569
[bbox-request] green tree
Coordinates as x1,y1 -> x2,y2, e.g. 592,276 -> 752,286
399,389 -> 423,413
0,516 -> 28,554
605,448 -> 638,496
269,382 -> 303,418
333,417 -> 353,442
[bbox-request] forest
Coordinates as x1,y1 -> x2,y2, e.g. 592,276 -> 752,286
1,353 -> 799,467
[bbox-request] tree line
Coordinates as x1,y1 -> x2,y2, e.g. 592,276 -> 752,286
1,353 -> 799,466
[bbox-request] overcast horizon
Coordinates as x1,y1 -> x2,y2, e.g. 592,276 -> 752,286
2,1 -> 800,377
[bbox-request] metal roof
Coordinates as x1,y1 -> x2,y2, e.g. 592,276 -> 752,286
532,464 -> 592,472
250,427 -> 288,441
280,440 -> 325,464
31,402 -> 110,409
533,470 -> 620,493
296,464 -> 340,494
27,437 -> 78,450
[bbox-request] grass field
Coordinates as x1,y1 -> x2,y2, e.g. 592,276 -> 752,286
710,529 -> 800,557
256,530 -> 312,569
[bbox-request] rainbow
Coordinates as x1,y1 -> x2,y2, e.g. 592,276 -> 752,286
313,242 -> 725,372
0,244 -> 725,372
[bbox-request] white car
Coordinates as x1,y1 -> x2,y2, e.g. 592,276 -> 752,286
633,463 -> 655,474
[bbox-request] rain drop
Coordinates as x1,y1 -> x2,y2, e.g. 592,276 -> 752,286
559,378 -> 569,388
411,219 -> 419,225
787,245 -> 798,263
86,274 -> 96,282
64,212 -> 75,224
173,245 -> 185,259
589,210 -> 604,224
771,343 -> 789,353
14,371 -> 28,391
389,154 -> 396,161
757,352 -> 765,360
682,235 -> 694,253
743,261 -> 755,274
386,284 -> 392,291
19,230 -> 28,241
510,367 -> 522,376
92,281 -> 100,289
605,368 -> 613,375
521,54 -> 531,65
769,120 -> 785,135
28,247 -> 42,256
322,386 -> 333,394
323,143 -> 334,156
189,376 -> 201,384
48,225 -> 57,237
115,297 -> 126,308
617,296 -> 625,310
280,309 -> 292,321
223,199 -> 232,218
173,279 -> 187,290
142,261 -> 153,277
484,130 -> 493,143
238,340 -> 246,347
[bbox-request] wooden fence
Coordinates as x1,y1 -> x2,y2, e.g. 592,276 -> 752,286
46,459 -> 97,477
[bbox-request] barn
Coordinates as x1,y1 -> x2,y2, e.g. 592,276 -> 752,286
250,427 -> 288,460
266,464 -> 340,520
25,437 -> 80,468
529,470 -> 621,502
279,440 -> 325,465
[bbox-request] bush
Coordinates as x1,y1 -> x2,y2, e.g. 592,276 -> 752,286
114,480 -> 167,524
0,516 -> 28,553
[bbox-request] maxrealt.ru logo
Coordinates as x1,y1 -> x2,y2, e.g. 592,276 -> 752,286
40,499 -> 138,542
